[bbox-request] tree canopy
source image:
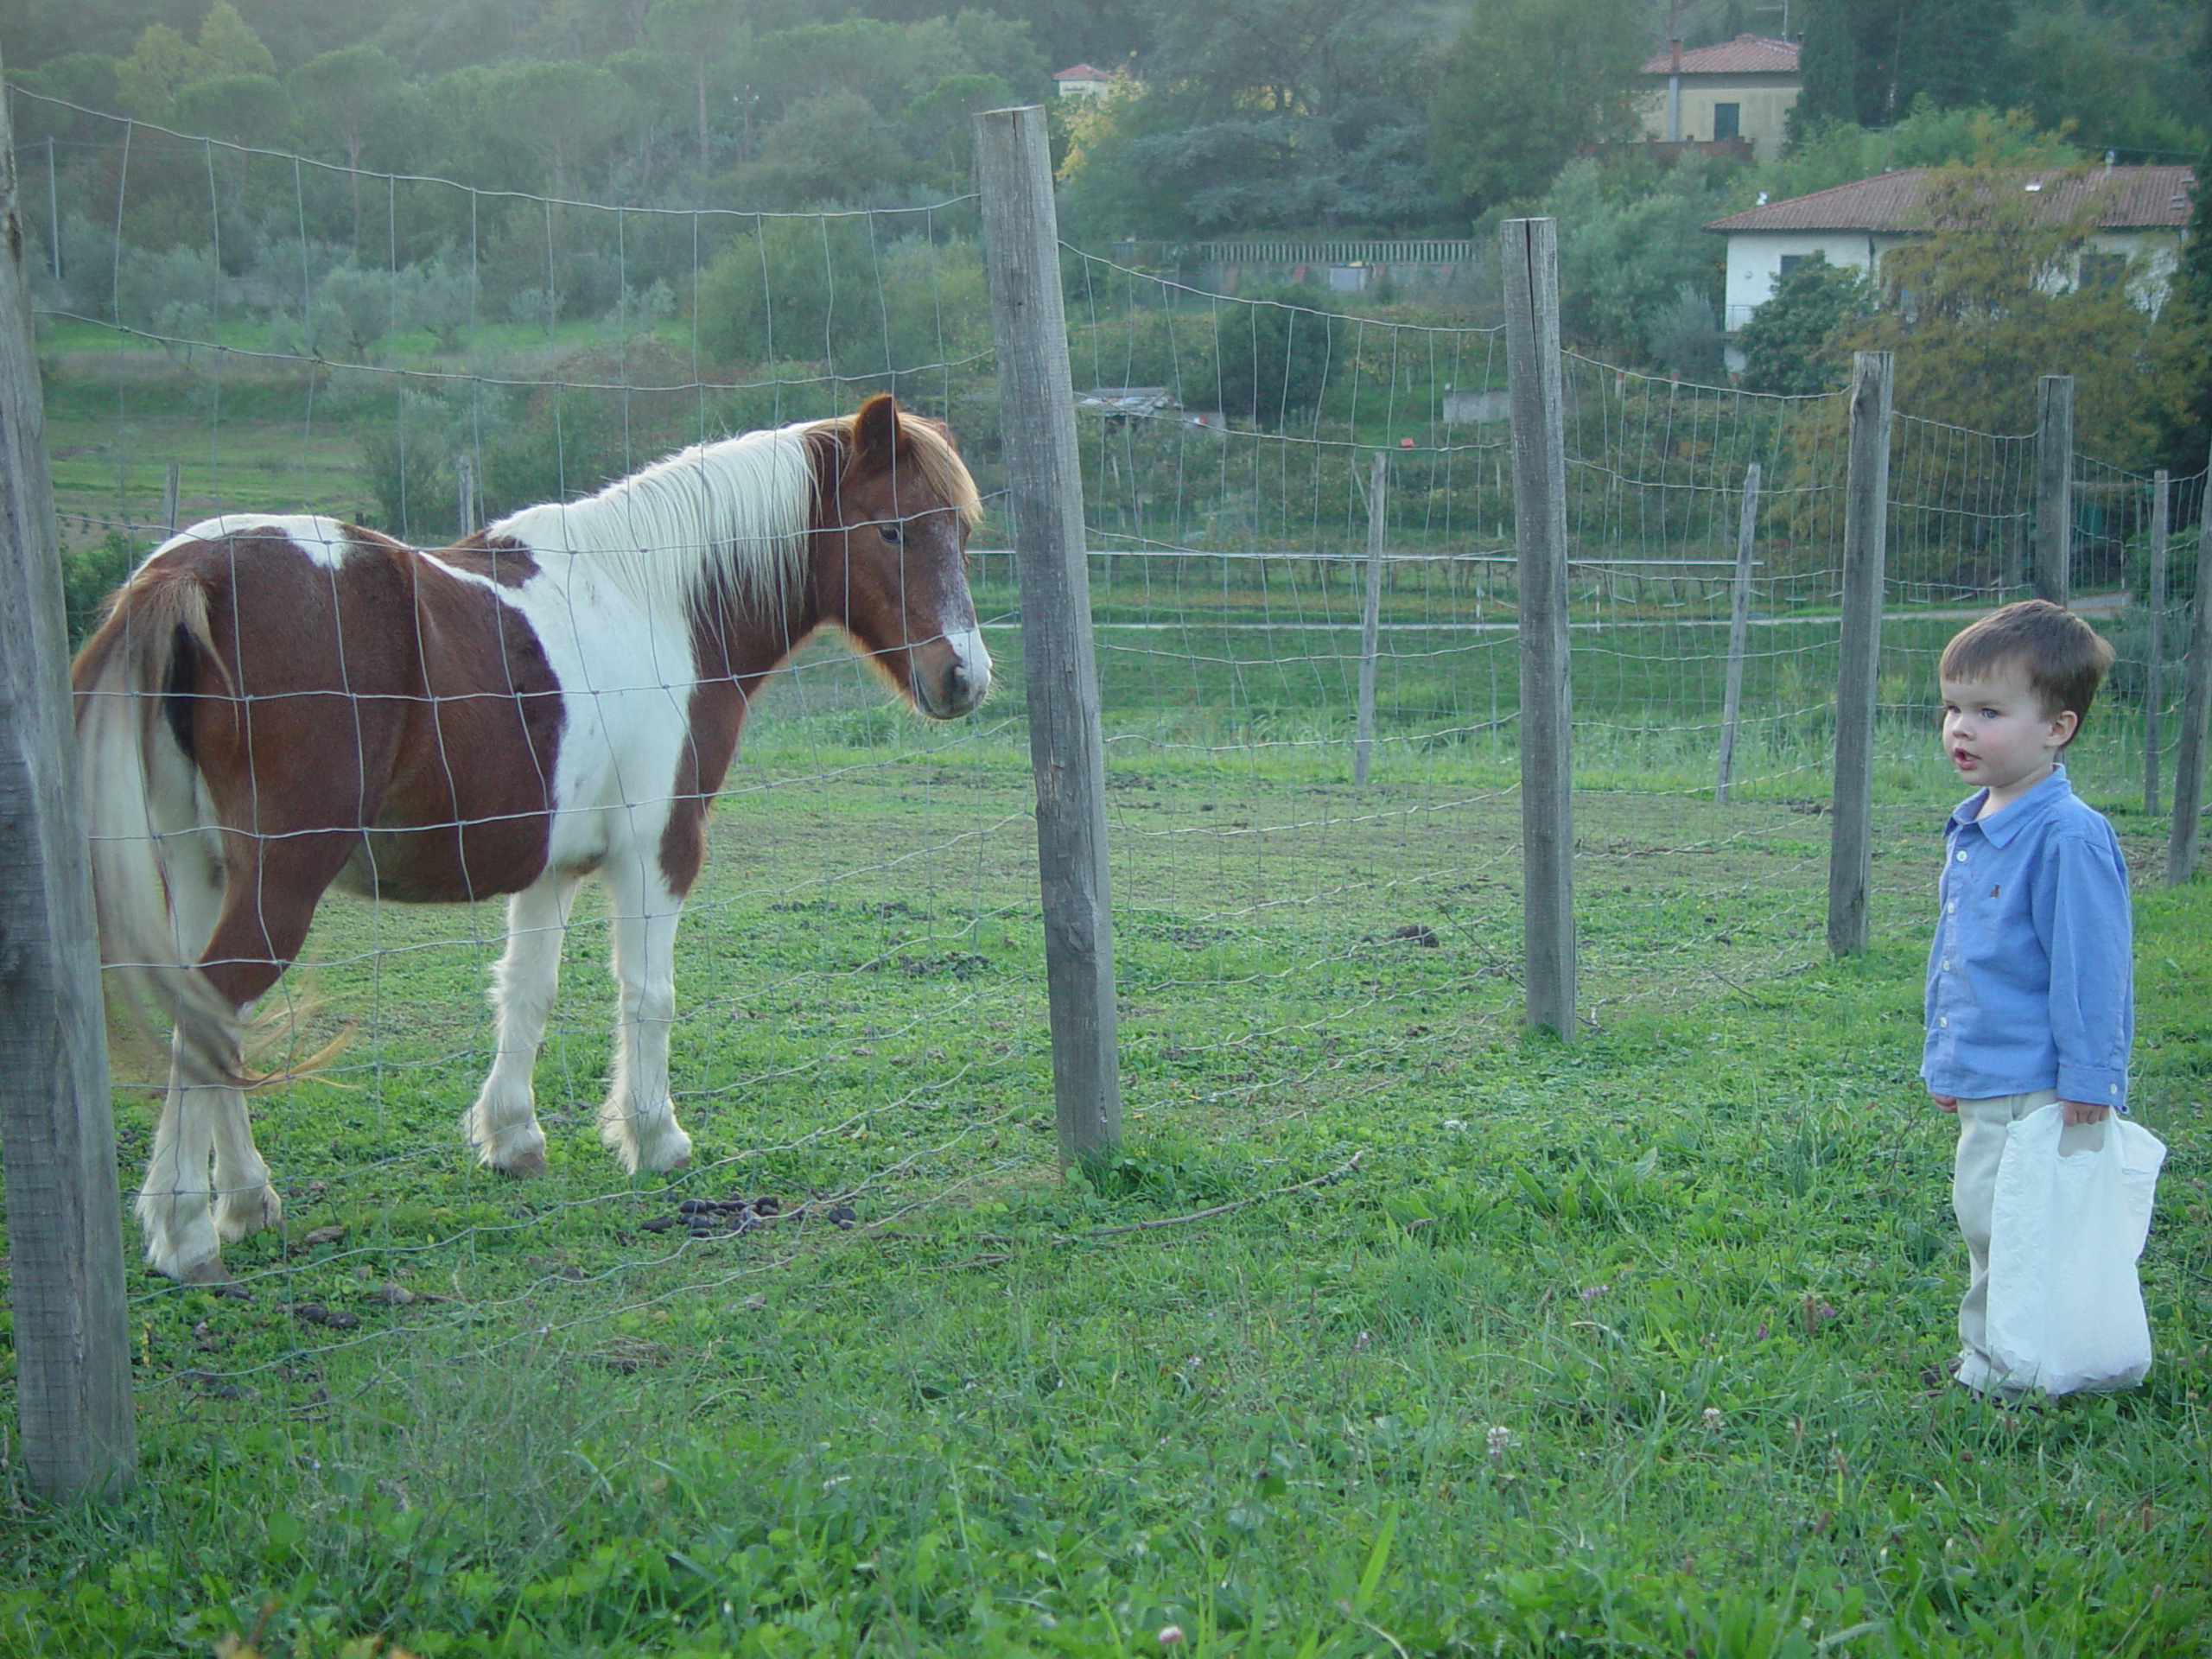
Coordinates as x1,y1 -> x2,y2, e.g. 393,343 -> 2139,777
1427,0 -> 1646,221
1844,163 -> 2197,467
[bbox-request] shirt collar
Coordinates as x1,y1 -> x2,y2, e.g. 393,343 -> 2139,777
1946,763 -> 2073,845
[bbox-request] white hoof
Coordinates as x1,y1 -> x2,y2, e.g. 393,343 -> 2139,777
463,1103 -> 549,1176
137,1191 -> 224,1284
214,1181 -> 283,1242
601,1103 -> 691,1175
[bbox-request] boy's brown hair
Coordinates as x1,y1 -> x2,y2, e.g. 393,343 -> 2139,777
1939,600 -> 2115,745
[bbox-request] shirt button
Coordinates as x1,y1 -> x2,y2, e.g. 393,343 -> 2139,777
1955,851 -> 1967,861
1942,959 -> 1950,971
1947,903 -> 1956,913
1938,1016 -> 1948,1027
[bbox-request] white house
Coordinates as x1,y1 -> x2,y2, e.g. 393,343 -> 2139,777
1054,64 -> 1113,99
1635,35 -> 1800,162
1706,164 -> 2197,337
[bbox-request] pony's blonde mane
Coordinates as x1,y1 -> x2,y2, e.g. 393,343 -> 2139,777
488,425 -> 815,620
486,410 -> 982,620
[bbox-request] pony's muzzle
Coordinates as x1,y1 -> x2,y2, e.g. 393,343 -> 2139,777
916,626 -> 991,719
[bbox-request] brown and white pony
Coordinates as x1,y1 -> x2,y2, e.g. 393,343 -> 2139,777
73,393 -> 988,1283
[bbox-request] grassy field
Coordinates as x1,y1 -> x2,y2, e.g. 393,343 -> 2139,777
3,338 -> 2208,1656
0,619 -> 2206,1655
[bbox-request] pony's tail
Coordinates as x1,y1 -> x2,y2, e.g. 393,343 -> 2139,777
71,564 -> 241,1079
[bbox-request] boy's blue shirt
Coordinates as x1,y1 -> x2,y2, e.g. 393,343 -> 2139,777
1923,764 -> 2133,1109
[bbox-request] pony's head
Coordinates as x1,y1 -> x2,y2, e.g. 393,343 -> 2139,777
806,394 -> 990,720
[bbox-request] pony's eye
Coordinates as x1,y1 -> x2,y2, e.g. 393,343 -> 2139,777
880,521 -> 904,546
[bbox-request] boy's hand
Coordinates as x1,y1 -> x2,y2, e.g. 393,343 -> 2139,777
2061,1100 -> 2112,1125
1930,1093 -> 1958,1113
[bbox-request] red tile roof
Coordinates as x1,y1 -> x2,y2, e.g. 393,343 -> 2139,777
1055,64 -> 1112,81
1704,165 -> 2196,234
1641,35 -> 1799,76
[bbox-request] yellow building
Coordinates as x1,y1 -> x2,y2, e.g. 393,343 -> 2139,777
1635,35 -> 1800,162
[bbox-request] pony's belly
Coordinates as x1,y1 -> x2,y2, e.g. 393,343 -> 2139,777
334,819 -> 552,904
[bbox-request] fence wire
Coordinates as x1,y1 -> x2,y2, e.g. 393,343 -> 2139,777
3,92 -> 2206,1420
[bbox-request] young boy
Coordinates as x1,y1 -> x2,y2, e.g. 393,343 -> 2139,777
1923,600 -> 2133,1397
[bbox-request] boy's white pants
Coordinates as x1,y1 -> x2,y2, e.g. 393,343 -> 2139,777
1951,1087 -> 2107,1392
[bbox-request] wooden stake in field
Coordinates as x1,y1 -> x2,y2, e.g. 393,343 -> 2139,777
1354,450 -> 1387,786
1715,460 -> 1762,804
2170,449 -> 2212,886
974,105 -> 1122,1167
1827,350 -> 1892,957
2034,374 -> 2073,609
2146,469 -> 2168,817
457,451 -> 479,538
1501,217 -> 1575,1036
0,51 -> 137,1500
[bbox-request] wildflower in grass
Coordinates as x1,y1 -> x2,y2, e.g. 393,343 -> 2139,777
1159,1624 -> 1185,1645
1702,1407 -> 1724,1431
1580,1283 -> 1608,1301
1487,1424 -> 1513,1458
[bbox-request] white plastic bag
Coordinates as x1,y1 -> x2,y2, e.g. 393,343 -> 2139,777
1985,1103 -> 2166,1395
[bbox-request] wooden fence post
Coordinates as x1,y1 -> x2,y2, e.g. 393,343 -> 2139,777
457,452 -> 478,537
0,56 -> 137,1500
974,105 -> 1122,1167
160,459 -> 178,537
2146,469 -> 2168,817
2034,374 -> 2073,607
2170,452 -> 2212,885
1715,460 -> 1762,804
1828,350 -> 1892,956
1353,450 -> 1386,785
1501,217 -> 1575,1036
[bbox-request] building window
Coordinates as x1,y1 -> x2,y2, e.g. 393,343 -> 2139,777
1713,102 -> 1740,141
1777,254 -> 1808,277
2079,252 -> 2126,290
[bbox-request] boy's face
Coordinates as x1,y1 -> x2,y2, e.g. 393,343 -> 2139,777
1938,662 -> 2077,811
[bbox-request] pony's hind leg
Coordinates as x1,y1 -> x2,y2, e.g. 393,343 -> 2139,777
598,860 -> 692,1175
464,869 -> 583,1175
210,1083 -> 280,1243
137,979 -> 245,1282
136,839 -> 250,1280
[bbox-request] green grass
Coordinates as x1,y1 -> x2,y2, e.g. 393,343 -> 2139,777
0,641 -> 2206,1655
3,357 -> 2208,1655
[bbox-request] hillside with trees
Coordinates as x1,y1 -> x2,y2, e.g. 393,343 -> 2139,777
3,0 -> 2210,468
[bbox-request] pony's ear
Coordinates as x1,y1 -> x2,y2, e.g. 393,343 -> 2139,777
850,392 -> 903,476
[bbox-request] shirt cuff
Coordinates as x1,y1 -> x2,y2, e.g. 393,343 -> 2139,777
2056,1063 -> 2128,1112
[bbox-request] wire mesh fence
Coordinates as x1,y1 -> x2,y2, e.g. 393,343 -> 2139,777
1,92 -> 2207,1434
13,91 -> 1053,1402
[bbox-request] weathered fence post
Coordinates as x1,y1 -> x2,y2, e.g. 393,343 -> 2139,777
2034,374 -> 2073,607
0,58 -> 137,1500
1828,350 -> 1892,956
1353,450 -> 1387,785
2146,469 -> 2168,817
160,458 -> 178,537
1500,217 -> 1575,1036
974,105 -> 1122,1166
2170,452 -> 2212,885
1715,460 -> 1762,803
457,452 -> 478,537
46,135 -> 60,283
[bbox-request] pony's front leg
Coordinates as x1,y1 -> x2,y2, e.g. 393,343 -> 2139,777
598,863 -> 692,1175
464,870 -> 584,1176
